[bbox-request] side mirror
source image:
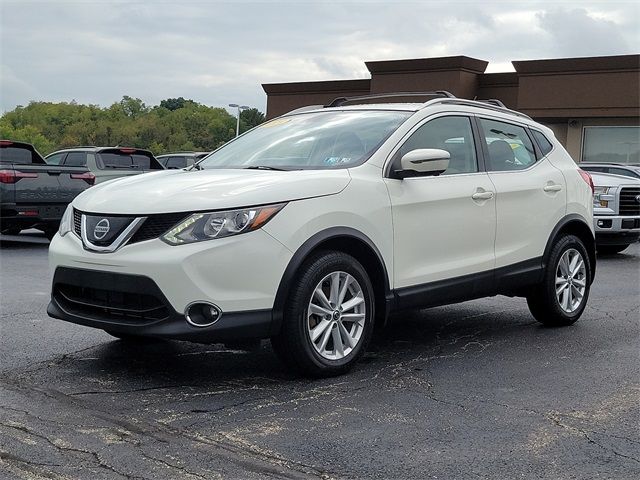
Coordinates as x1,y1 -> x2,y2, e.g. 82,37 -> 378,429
397,149 -> 450,178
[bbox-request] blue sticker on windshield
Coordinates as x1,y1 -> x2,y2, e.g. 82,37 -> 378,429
324,157 -> 352,165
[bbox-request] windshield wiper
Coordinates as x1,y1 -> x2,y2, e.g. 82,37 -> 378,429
244,165 -> 290,171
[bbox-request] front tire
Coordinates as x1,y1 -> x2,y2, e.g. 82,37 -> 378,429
527,234 -> 591,327
271,251 -> 375,377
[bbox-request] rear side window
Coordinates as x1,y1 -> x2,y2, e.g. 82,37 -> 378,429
480,118 -> 536,172
64,152 -> 87,167
531,130 -> 554,156
0,146 -> 37,164
97,151 -> 158,170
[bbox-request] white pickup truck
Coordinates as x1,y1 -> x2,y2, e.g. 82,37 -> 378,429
590,172 -> 640,254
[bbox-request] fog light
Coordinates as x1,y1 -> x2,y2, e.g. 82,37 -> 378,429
185,302 -> 221,327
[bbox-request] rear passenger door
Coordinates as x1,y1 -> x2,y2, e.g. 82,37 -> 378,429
478,117 -> 566,269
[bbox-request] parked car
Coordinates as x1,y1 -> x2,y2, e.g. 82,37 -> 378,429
1,140 -> 94,239
589,171 -> 640,254
157,152 -> 210,169
580,163 -> 640,180
48,92 -> 596,376
45,147 -> 164,184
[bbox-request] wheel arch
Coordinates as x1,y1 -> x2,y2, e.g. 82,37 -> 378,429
270,227 -> 392,336
543,214 -> 596,282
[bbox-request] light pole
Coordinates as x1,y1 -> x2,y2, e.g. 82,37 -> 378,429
229,103 -> 250,137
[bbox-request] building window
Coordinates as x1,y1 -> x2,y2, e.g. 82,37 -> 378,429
582,126 -> 640,164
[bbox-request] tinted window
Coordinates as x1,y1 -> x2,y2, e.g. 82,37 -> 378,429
131,154 -> 151,169
64,152 -> 87,166
531,130 -> 553,156
0,146 -> 35,164
46,152 -> 66,165
480,118 -> 536,171
609,167 -> 640,179
397,116 -> 478,175
99,153 -> 132,168
166,156 -> 187,169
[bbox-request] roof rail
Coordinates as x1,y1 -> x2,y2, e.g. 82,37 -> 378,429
326,91 -> 455,108
425,98 -> 532,120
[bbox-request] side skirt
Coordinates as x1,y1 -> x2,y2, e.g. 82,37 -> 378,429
391,257 -> 543,312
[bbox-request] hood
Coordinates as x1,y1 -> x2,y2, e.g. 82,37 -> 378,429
589,172 -> 640,188
73,168 -> 351,214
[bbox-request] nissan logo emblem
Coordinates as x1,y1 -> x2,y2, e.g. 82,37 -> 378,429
93,219 -> 110,240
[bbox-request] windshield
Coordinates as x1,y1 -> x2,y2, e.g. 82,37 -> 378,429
198,110 -> 411,170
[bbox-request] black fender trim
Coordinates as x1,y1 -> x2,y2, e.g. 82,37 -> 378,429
270,227 -> 392,336
543,214 -> 596,282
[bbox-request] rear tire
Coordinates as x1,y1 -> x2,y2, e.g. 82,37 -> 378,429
271,250 -> 375,377
597,244 -> 629,255
527,234 -> 591,327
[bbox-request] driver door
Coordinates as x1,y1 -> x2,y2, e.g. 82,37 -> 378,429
384,115 -> 497,306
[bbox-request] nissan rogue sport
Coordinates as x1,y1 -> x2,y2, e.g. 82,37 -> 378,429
48,92 -> 596,376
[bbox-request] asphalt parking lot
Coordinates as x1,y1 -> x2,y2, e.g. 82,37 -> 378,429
0,231 -> 638,480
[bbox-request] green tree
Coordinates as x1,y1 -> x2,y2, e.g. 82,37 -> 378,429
240,108 -> 265,132
0,97 -> 264,156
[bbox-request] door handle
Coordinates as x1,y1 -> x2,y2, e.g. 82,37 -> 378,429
471,191 -> 494,200
543,184 -> 562,192
47,170 -> 62,175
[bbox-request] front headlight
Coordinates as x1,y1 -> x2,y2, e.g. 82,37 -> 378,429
58,204 -> 73,237
593,186 -> 611,208
161,203 -> 286,245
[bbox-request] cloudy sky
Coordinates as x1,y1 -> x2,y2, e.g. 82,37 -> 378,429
1,0 -> 638,114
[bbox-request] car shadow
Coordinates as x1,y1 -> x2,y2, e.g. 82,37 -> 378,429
37,299 -> 559,396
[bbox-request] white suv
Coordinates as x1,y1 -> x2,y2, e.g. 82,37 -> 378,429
48,92 -> 597,376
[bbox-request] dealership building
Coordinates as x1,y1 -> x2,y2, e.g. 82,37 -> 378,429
262,54 -> 639,165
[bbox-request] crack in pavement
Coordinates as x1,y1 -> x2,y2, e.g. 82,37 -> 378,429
1,378 -> 334,479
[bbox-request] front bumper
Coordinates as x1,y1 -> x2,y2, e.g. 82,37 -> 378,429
593,215 -> 640,245
48,267 -> 272,341
48,228 -> 293,339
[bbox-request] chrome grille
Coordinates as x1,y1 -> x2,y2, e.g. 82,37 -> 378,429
619,187 -> 640,216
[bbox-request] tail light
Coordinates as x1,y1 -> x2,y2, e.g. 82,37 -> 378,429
0,169 -> 38,184
578,169 -> 595,194
119,148 -> 136,154
71,171 -> 96,185
0,140 -> 14,147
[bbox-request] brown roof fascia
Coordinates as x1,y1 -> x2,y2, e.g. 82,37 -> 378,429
365,55 -> 488,75
478,72 -> 519,87
262,79 -> 371,95
513,54 -> 640,75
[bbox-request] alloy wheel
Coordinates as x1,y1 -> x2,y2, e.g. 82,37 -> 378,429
555,248 -> 587,313
306,271 -> 366,360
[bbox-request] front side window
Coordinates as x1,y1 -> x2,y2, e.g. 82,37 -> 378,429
396,116 -> 478,175
582,126 -> 640,164
198,110 -> 411,170
480,118 -> 536,172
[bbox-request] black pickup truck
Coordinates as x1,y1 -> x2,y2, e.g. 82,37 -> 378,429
1,140 -> 94,239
